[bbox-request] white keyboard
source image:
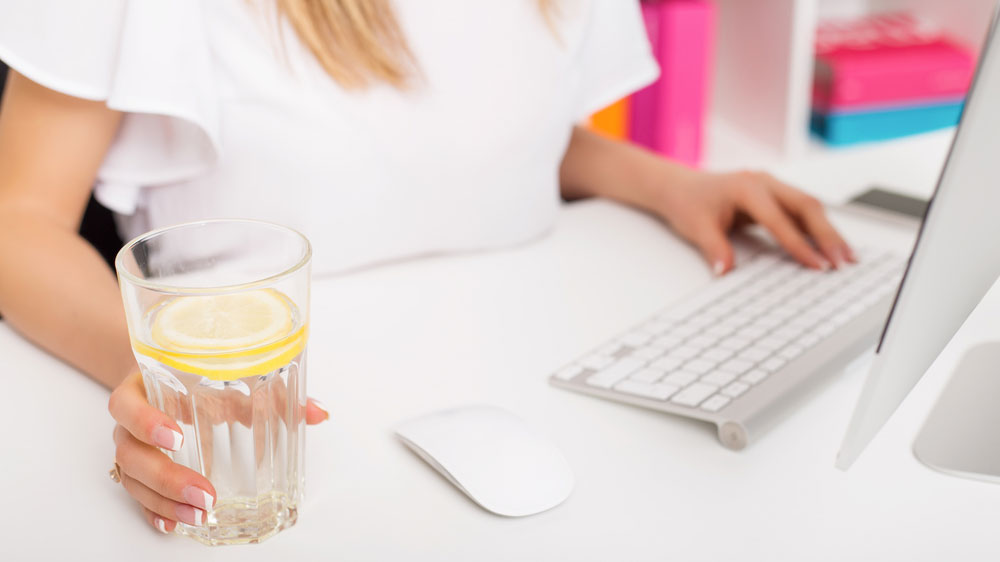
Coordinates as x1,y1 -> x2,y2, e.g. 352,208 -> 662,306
549,245 -> 906,449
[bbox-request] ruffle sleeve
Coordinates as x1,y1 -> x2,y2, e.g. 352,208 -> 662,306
0,0 -> 220,214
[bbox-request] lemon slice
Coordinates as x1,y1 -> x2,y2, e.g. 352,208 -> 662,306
136,289 -> 307,381
151,290 -> 293,352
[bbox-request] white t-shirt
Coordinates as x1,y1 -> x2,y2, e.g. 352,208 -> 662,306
0,0 -> 657,275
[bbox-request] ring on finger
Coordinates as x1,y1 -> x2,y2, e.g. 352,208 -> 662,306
109,461 -> 122,484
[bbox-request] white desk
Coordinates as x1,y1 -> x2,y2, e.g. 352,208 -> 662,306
5,132 -> 1000,561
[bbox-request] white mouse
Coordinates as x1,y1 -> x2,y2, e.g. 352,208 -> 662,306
394,405 -> 574,517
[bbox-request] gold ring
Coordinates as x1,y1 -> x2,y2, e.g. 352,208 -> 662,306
109,462 -> 122,484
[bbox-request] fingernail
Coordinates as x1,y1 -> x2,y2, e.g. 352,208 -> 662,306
182,486 -> 215,510
830,249 -> 844,268
311,398 -> 331,420
818,259 -> 832,271
175,504 -> 206,527
712,260 -> 726,276
154,517 -> 169,534
152,426 -> 183,451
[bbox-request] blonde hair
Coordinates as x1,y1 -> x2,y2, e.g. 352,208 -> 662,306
276,0 -> 556,88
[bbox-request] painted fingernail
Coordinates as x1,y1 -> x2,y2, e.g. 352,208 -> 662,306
152,426 -> 183,451
154,517 -> 169,534
175,504 -> 206,527
182,486 -> 215,510
712,260 -> 726,276
311,398 -> 330,420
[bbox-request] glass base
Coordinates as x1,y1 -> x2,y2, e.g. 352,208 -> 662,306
176,494 -> 298,546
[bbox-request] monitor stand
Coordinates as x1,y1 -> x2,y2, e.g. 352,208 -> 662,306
913,342 -> 1000,484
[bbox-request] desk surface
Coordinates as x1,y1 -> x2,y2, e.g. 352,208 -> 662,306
5,131 -> 999,561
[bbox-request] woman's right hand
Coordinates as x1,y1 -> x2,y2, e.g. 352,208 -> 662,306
108,373 -> 216,534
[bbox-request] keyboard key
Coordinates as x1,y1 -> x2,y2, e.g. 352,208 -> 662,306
860,292 -> 883,308
737,325 -> 768,340
615,380 -> 679,400
650,334 -> 683,349
669,345 -> 701,360
771,326 -> 803,341
741,369 -> 769,385
650,356 -> 684,371
683,358 -> 717,375
738,347 -> 771,362
831,311 -> 853,327
721,381 -> 750,398
703,323 -> 737,338
671,383 -> 719,407
754,314 -> 785,329
686,334 -> 719,351
701,370 -> 736,386
686,314 -> 718,328
721,313 -> 754,330
769,305 -> 799,321
614,379 -> 654,397
718,336 -> 751,352
620,332 -> 652,347
598,342 -> 624,356
586,357 -> 645,389
631,346 -> 665,361
796,333 -> 821,348
756,335 -> 788,351
760,357 -> 786,373
554,365 -> 583,381
649,383 -> 681,400
580,355 -> 614,371
640,320 -> 673,335
719,358 -> 754,376
814,322 -> 837,337
670,324 -> 700,338
701,348 -> 734,363
700,395 -> 731,412
662,371 -> 699,387
705,301 -> 737,317
778,345 -> 804,361
629,368 -> 665,383
788,310 -> 824,330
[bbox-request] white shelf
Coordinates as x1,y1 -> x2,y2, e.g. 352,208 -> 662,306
708,0 -> 994,162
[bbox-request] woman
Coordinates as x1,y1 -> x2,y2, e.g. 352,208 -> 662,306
0,0 -> 851,534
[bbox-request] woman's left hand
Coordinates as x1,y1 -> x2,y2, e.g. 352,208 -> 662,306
653,170 -> 855,275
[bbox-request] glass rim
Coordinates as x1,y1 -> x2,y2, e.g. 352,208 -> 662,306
114,218 -> 312,295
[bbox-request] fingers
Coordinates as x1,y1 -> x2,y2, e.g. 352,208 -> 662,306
108,372 -> 184,451
736,181 -> 829,269
690,218 -> 735,275
306,398 -> 330,425
120,470 -> 205,527
769,180 -> 856,266
113,425 -> 216,513
142,507 -> 176,534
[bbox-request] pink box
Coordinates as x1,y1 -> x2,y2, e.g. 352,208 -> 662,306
813,13 -> 976,112
630,0 -> 715,167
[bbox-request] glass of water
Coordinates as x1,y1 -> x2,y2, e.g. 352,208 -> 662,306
115,219 -> 311,545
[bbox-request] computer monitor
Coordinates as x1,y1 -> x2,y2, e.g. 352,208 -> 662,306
836,5 -> 1000,475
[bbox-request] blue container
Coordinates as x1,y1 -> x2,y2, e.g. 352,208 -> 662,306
811,101 -> 964,146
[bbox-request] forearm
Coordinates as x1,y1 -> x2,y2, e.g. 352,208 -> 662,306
0,210 -> 135,389
559,125 -> 696,213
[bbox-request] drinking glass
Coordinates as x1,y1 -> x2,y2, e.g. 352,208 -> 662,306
116,219 -> 311,545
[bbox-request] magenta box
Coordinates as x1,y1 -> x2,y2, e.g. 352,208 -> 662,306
813,13 -> 976,112
630,0 -> 715,167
